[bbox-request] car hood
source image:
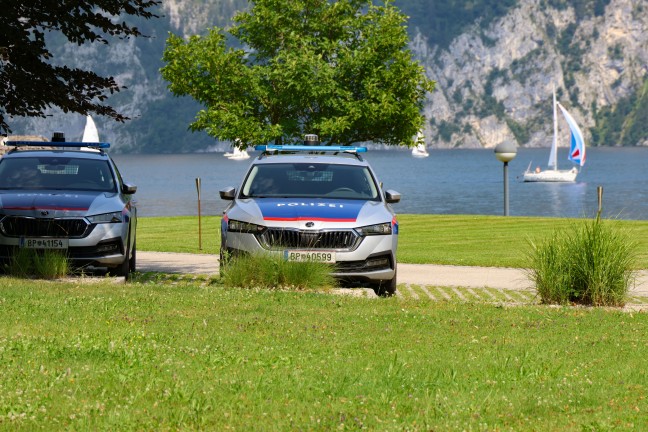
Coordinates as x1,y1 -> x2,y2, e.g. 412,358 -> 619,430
229,198 -> 392,228
0,190 -> 120,218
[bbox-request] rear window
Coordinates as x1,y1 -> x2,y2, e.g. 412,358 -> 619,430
0,157 -> 116,192
241,163 -> 379,200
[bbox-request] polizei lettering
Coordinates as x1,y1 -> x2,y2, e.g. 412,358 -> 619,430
276,202 -> 344,208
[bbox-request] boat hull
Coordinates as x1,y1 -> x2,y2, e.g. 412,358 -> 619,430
224,149 -> 250,160
523,168 -> 578,182
226,154 -> 250,160
411,147 -> 429,158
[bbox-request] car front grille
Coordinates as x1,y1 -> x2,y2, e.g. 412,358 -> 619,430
0,216 -> 90,238
256,228 -> 360,251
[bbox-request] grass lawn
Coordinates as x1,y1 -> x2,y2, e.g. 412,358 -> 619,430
0,276 -> 646,430
138,214 -> 648,268
2,214 -> 647,430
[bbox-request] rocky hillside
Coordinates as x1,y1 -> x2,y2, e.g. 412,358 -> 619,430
6,0 -> 648,152
415,0 -> 648,149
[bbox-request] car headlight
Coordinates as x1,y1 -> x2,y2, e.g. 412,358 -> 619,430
87,211 -> 123,224
355,222 -> 392,236
228,219 -> 266,234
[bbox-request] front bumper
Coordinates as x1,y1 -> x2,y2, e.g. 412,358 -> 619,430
0,222 -> 129,268
223,231 -> 397,282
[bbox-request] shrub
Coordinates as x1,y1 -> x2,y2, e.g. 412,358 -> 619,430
527,219 -> 637,306
220,254 -> 336,290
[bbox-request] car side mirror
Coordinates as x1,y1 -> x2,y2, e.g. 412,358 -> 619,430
121,183 -> 137,194
220,187 -> 236,200
385,189 -> 400,204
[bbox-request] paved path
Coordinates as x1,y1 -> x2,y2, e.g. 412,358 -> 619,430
138,251 -> 648,296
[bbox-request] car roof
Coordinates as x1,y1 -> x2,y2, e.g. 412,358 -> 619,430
252,153 -> 370,167
2,149 -> 110,161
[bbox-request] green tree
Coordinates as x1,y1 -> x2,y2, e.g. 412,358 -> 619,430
0,0 -> 160,134
161,0 -> 434,147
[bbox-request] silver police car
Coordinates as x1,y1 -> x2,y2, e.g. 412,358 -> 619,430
0,136 -> 137,278
219,137 -> 400,295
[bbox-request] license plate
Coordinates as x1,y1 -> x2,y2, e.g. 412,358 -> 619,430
20,238 -> 69,250
284,250 -> 336,263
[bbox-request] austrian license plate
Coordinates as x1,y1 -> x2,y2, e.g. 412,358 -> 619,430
284,250 -> 336,263
20,238 -> 69,250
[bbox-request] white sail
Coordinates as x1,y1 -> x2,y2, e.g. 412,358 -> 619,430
82,115 -> 99,143
557,102 -> 586,167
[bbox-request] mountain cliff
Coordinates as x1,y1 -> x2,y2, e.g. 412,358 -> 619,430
412,0 -> 648,149
7,0 -> 648,152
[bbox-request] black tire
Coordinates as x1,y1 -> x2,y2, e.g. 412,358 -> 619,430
114,255 -> 130,280
129,238 -> 137,273
114,231 -> 132,280
374,267 -> 397,297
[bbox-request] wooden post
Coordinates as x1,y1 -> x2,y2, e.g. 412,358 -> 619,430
196,177 -> 202,250
597,186 -> 603,222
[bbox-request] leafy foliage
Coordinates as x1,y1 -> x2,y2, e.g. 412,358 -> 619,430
0,0 -> 160,134
161,0 -> 434,147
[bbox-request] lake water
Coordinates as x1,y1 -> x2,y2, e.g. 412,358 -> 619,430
112,146 -> 648,220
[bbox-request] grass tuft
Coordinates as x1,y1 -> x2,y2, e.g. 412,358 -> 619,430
8,248 -> 69,279
221,254 -> 336,290
527,219 -> 638,306
7,247 -> 34,277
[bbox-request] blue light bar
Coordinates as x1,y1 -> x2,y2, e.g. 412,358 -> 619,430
254,145 -> 367,153
4,141 -> 111,149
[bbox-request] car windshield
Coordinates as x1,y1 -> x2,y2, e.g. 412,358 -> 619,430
241,163 -> 380,200
0,157 -> 116,192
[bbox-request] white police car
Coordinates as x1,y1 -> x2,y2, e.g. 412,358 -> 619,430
219,136 -> 400,295
0,135 -> 137,278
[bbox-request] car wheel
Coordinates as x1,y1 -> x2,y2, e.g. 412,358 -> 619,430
373,268 -> 397,297
114,254 -> 130,280
114,232 -> 132,280
129,238 -> 137,273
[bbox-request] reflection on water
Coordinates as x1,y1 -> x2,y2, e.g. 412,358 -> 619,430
112,146 -> 648,220
525,182 -> 589,219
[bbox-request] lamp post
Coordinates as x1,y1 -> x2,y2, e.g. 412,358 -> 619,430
494,142 -> 517,216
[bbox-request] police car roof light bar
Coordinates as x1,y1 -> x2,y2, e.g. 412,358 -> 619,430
4,141 -> 111,149
254,145 -> 367,153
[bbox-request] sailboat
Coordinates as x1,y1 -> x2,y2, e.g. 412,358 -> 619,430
523,89 -> 586,182
82,115 -> 100,142
224,138 -> 251,160
224,146 -> 250,160
411,131 -> 429,158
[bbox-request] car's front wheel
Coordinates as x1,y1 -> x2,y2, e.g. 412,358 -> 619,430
373,267 -> 397,297
129,238 -> 137,272
114,231 -> 133,280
